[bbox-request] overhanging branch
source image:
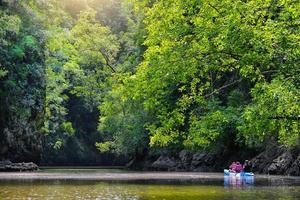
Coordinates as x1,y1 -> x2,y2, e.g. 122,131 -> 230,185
271,116 -> 300,121
100,49 -> 116,73
204,78 -> 243,98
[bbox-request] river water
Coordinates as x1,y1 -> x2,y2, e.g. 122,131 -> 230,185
0,169 -> 299,200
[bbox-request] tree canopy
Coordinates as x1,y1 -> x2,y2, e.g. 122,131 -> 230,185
0,0 -> 299,163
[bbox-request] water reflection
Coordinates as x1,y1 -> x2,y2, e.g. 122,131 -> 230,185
224,175 -> 254,188
0,180 -> 299,200
1,175 -> 300,200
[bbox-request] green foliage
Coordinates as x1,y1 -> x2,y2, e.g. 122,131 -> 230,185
22,35 -> 37,48
239,79 -> 300,147
43,2 -> 120,155
11,45 -> 25,59
96,141 -> 112,153
0,1 -> 46,161
97,1 -> 148,156
0,10 -> 21,45
1,0 -> 299,162
61,121 -> 75,136
98,74 -> 149,155
184,109 -> 229,149
99,0 -> 300,157
0,68 -> 8,78
69,9 -> 119,103
53,139 -> 64,150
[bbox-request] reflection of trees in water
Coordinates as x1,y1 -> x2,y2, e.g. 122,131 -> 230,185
224,176 -> 254,188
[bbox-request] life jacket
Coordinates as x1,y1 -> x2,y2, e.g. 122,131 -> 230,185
235,164 -> 243,172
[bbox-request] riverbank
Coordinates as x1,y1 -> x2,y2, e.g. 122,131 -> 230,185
1,143 -> 299,176
128,144 -> 300,176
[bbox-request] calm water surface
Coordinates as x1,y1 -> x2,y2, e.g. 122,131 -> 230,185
0,169 -> 299,200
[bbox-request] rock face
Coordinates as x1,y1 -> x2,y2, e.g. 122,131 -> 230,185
191,152 -> 216,172
0,68 -> 44,163
0,0 -> 45,164
0,160 -> 39,172
142,145 -> 300,176
151,156 -> 177,170
150,151 -> 218,172
0,81 -> 44,163
287,155 -> 300,176
251,144 -> 300,176
0,121 -> 43,163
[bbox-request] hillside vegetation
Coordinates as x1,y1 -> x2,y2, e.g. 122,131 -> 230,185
0,0 -> 299,171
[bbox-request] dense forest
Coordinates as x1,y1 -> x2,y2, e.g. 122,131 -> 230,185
0,0 -> 299,173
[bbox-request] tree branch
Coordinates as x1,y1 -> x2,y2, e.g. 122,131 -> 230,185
207,2 -> 222,15
100,49 -> 116,73
271,116 -> 300,121
204,78 -> 243,98
261,69 -> 279,74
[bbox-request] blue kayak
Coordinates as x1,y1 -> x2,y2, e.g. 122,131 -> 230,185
224,169 -> 254,176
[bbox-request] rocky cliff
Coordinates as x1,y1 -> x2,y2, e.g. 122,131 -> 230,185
0,62 -> 45,163
128,145 -> 300,176
0,120 -> 43,163
251,144 -> 300,176
0,2 -> 45,163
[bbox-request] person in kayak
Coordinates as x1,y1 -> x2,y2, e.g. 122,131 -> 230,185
235,162 -> 243,173
243,160 -> 252,172
229,162 -> 237,172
